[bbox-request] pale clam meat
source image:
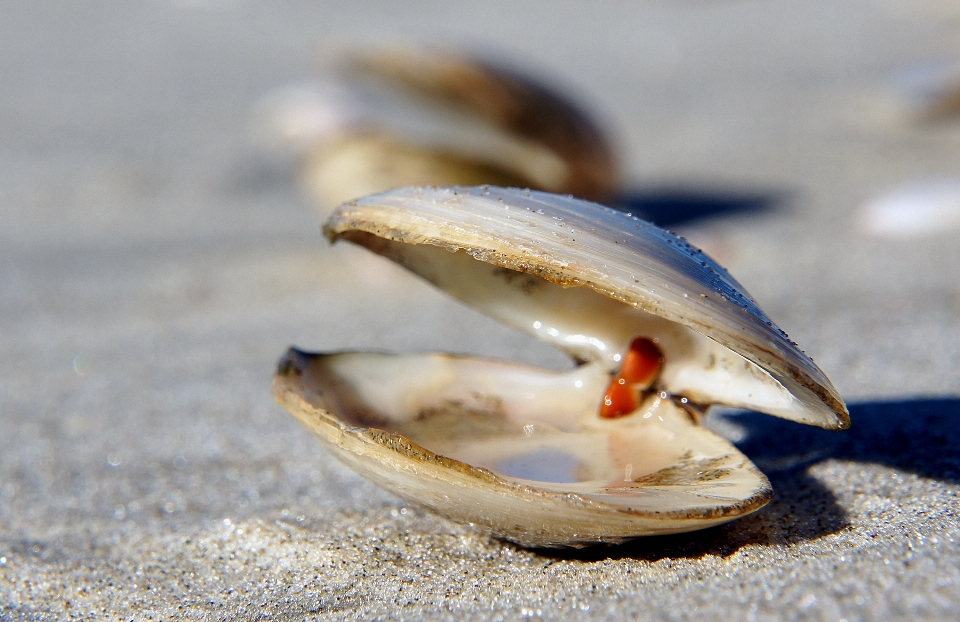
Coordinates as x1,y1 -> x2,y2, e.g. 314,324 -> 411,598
273,186 -> 849,547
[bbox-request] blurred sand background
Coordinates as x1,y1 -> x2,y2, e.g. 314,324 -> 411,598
2,1 -> 960,619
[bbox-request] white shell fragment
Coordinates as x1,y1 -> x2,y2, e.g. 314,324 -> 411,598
254,81 -> 368,155
856,179 -> 960,239
273,186 -> 849,547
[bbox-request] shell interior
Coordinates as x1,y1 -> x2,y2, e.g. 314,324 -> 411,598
274,348 -> 772,548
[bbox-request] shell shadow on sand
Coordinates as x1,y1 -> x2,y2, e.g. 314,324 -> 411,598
535,397 -> 960,561
613,187 -> 784,228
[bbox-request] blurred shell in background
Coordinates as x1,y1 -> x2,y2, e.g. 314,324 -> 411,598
255,45 -> 619,214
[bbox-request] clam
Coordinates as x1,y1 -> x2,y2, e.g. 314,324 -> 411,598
273,186 -> 849,548
256,45 -> 618,213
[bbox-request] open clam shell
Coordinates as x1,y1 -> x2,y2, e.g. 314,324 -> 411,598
273,186 -> 848,547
